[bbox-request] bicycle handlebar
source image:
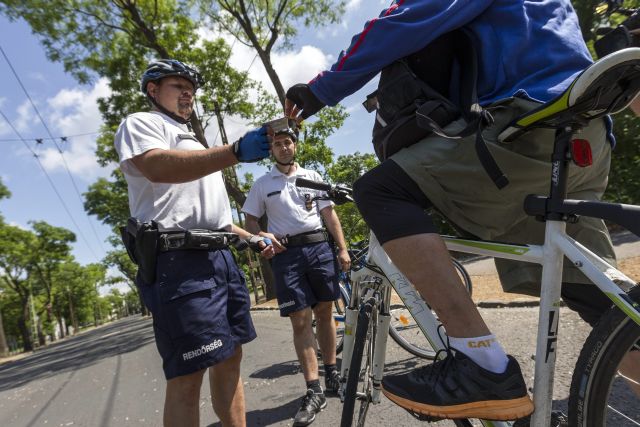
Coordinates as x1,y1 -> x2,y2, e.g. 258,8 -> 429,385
295,178 -> 354,205
295,177 -> 332,192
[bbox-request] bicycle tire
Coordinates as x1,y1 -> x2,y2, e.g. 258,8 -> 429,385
388,257 -> 473,359
568,286 -> 640,426
335,282 -> 349,354
341,298 -> 376,427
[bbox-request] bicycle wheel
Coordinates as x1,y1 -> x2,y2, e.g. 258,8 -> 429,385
341,297 -> 377,427
388,257 -> 472,359
314,281 -> 349,356
568,286 -> 640,426
335,282 -> 349,354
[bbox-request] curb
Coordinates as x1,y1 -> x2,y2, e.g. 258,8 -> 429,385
250,300 -> 551,311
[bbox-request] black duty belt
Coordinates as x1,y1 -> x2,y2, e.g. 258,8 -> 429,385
281,229 -> 328,247
158,229 -> 235,252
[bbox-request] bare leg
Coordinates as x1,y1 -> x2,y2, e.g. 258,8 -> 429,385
313,301 -> 336,366
290,307 -> 319,382
209,346 -> 246,427
618,351 -> 640,397
383,233 -> 490,338
164,368 -> 206,427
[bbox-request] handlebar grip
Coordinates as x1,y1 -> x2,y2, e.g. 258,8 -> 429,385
295,177 -> 332,191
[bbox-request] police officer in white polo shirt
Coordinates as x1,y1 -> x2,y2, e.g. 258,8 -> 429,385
114,59 -> 273,427
242,125 -> 351,427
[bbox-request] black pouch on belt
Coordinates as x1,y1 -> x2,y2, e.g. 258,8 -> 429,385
135,220 -> 159,285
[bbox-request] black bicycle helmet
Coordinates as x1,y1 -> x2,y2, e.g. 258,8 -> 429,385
140,59 -> 204,94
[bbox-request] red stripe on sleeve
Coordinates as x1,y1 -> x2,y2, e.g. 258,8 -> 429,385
335,0 -> 405,71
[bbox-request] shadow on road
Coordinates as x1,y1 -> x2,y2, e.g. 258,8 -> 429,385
0,315 -> 155,392
207,396 -> 300,427
250,360 -> 300,379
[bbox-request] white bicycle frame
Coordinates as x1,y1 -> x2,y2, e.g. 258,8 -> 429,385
340,220 -> 640,427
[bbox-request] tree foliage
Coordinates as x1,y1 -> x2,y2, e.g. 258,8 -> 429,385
573,0 -> 640,205
201,0 -> 345,104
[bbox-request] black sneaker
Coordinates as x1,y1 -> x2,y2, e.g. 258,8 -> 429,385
325,369 -> 341,394
293,389 -> 327,426
382,349 -> 534,421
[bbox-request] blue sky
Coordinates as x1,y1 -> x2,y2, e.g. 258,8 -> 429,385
0,1 -> 387,272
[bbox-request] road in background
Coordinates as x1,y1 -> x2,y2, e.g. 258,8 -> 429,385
0,307 -> 591,426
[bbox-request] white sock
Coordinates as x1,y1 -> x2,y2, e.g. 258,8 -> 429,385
448,334 -> 509,374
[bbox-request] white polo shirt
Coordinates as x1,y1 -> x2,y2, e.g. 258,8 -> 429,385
114,111 -> 232,232
242,165 -> 332,237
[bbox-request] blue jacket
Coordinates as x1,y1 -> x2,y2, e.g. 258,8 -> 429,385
309,0 -> 593,106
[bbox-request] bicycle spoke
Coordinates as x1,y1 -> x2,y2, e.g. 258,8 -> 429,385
604,374 -> 640,425
607,404 -> 640,426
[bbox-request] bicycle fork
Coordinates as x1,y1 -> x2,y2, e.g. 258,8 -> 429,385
340,275 -> 392,404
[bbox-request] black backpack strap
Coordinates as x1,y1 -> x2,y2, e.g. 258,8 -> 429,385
417,29 -> 509,189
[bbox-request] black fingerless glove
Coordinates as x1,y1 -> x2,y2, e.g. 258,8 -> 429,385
286,84 -> 326,119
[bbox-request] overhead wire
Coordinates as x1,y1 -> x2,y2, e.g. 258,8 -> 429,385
0,45 -> 107,256
0,131 -> 100,142
0,108 -> 101,262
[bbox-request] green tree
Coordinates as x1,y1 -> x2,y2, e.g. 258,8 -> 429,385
203,0 -> 345,104
28,221 -> 76,344
325,152 -> 378,244
0,178 -> 10,202
0,224 -> 39,351
0,178 -> 12,356
52,262 -> 105,334
0,1 -> 278,301
572,0 -> 640,205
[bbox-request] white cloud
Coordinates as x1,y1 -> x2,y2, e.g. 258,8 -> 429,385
346,0 -> 363,12
14,100 -> 35,133
196,26 -> 333,145
35,78 -> 112,181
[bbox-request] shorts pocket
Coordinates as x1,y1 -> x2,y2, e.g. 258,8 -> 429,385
317,251 -> 335,264
155,252 -> 221,340
157,252 -> 217,303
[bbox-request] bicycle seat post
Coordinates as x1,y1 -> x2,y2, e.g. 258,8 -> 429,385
546,125 -> 574,215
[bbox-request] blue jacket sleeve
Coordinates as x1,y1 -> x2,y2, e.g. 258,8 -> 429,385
308,0 -> 494,106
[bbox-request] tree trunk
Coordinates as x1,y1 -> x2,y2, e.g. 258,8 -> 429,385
68,293 -> 78,334
0,309 -> 9,356
258,50 -> 286,107
19,302 -> 32,352
37,318 -> 46,346
139,293 -> 149,316
57,316 -> 65,339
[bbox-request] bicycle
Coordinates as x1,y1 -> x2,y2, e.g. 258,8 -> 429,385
304,189 -> 473,360
298,47 -> 640,427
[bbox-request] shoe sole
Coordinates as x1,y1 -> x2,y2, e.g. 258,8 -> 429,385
292,401 -> 328,426
382,387 -> 534,421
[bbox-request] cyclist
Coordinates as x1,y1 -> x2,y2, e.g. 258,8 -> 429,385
242,126 -> 351,426
114,59 -> 272,427
285,0 -> 618,422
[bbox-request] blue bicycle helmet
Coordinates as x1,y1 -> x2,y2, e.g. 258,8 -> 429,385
140,59 -> 204,94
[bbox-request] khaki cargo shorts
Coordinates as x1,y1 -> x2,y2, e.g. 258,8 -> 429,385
391,96 -> 616,294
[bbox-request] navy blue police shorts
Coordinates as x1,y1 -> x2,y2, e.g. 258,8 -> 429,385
270,241 -> 341,317
138,249 -> 256,380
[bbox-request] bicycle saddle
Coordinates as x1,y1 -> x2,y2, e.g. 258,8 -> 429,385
499,47 -> 640,143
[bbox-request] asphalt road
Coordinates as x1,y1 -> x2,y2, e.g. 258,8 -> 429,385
0,307 -> 593,427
